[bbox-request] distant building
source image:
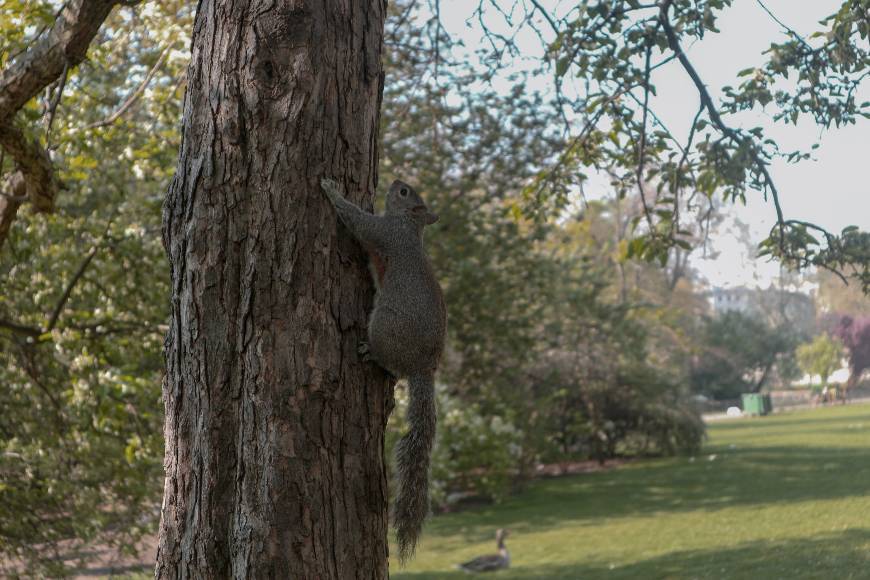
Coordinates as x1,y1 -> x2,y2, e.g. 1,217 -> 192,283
709,286 -> 816,335
710,287 -> 756,316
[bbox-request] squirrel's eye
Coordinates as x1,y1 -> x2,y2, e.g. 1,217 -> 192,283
399,187 -> 409,197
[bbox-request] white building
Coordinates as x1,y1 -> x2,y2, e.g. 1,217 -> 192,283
709,286 -> 816,334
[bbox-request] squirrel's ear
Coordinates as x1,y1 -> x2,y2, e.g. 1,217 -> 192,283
423,211 -> 439,225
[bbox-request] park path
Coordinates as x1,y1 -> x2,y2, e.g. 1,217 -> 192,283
702,396 -> 870,422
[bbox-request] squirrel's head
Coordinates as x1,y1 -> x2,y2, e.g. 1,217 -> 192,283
386,179 -> 438,226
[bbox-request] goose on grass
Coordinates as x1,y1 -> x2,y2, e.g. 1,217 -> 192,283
457,529 -> 510,573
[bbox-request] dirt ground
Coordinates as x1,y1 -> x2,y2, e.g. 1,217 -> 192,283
65,534 -> 156,579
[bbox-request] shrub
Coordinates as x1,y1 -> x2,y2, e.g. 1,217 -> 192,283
386,383 -> 523,510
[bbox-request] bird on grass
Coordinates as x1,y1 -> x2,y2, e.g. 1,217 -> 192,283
457,529 -> 510,573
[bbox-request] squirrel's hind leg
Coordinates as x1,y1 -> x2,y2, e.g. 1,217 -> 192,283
359,340 -> 398,380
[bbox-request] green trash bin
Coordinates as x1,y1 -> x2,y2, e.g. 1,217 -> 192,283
741,393 -> 770,416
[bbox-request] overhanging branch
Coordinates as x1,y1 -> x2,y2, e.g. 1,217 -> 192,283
658,0 -> 786,240
0,317 -> 42,338
0,0 -> 130,119
0,0 -> 137,251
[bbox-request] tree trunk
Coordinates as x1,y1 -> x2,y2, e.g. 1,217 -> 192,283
157,1 -> 390,578
752,363 -> 772,393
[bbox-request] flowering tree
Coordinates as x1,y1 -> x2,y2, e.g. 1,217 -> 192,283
832,316 -> 870,399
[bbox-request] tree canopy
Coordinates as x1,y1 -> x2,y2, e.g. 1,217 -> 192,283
796,333 -> 845,388
472,0 -> 869,288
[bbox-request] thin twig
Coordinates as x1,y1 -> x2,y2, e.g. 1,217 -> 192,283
635,42 -> 655,230
433,0 -> 441,80
675,102 -> 704,194
83,45 -> 173,130
528,0 -> 558,34
658,0 -> 786,242
46,245 -> 99,332
526,0 -> 574,133
755,0 -> 812,50
386,0 -> 419,46
45,58 -> 70,146
533,51 -> 680,201
0,318 -> 42,337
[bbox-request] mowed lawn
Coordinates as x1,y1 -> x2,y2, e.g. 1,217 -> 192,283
392,403 -> 870,579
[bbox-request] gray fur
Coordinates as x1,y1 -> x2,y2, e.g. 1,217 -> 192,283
321,178 -> 447,564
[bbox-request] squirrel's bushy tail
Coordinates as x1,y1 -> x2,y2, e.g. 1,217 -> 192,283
394,373 -> 436,564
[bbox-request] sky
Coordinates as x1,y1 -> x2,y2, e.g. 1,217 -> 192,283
437,0 -> 868,289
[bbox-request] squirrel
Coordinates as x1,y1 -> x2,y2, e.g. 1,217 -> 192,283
320,177 -> 447,564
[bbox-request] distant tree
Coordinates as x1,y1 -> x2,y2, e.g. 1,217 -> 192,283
796,334 -> 844,390
831,316 -> 870,398
691,311 -> 795,399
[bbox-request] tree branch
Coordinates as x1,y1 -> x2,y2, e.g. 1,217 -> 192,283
635,42 -> 655,231
658,0 -> 786,241
527,0 -> 559,35
0,238 -> 101,338
755,0 -> 812,51
83,44 -> 172,130
0,317 -> 42,337
0,0 -> 135,250
0,122 -> 60,213
46,245 -> 99,332
44,59 -> 70,146
0,0 -> 130,119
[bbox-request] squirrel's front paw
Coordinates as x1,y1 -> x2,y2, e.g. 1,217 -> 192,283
320,178 -> 342,200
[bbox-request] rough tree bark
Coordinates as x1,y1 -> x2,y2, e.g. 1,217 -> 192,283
157,1 -> 391,578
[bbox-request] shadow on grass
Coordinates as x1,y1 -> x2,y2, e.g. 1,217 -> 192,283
397,529 -> 870,579
421,443 -> 870,545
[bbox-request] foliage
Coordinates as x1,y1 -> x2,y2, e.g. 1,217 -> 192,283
531,358 -> 705,465
521,251 -> 704,465
393,403 -> 870,579
796,334 -> 845,387
477,0 -> 869,288
690,311 -> 797,399
387,384 -> 523,510
0,2 -> 192,574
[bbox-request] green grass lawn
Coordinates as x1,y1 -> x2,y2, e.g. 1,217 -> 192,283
392,403 -> 870,579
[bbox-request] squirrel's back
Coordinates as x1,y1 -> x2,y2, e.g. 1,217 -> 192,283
319,177 -> 445,563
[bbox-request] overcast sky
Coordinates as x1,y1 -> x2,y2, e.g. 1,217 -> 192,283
438,0 -> 868,289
